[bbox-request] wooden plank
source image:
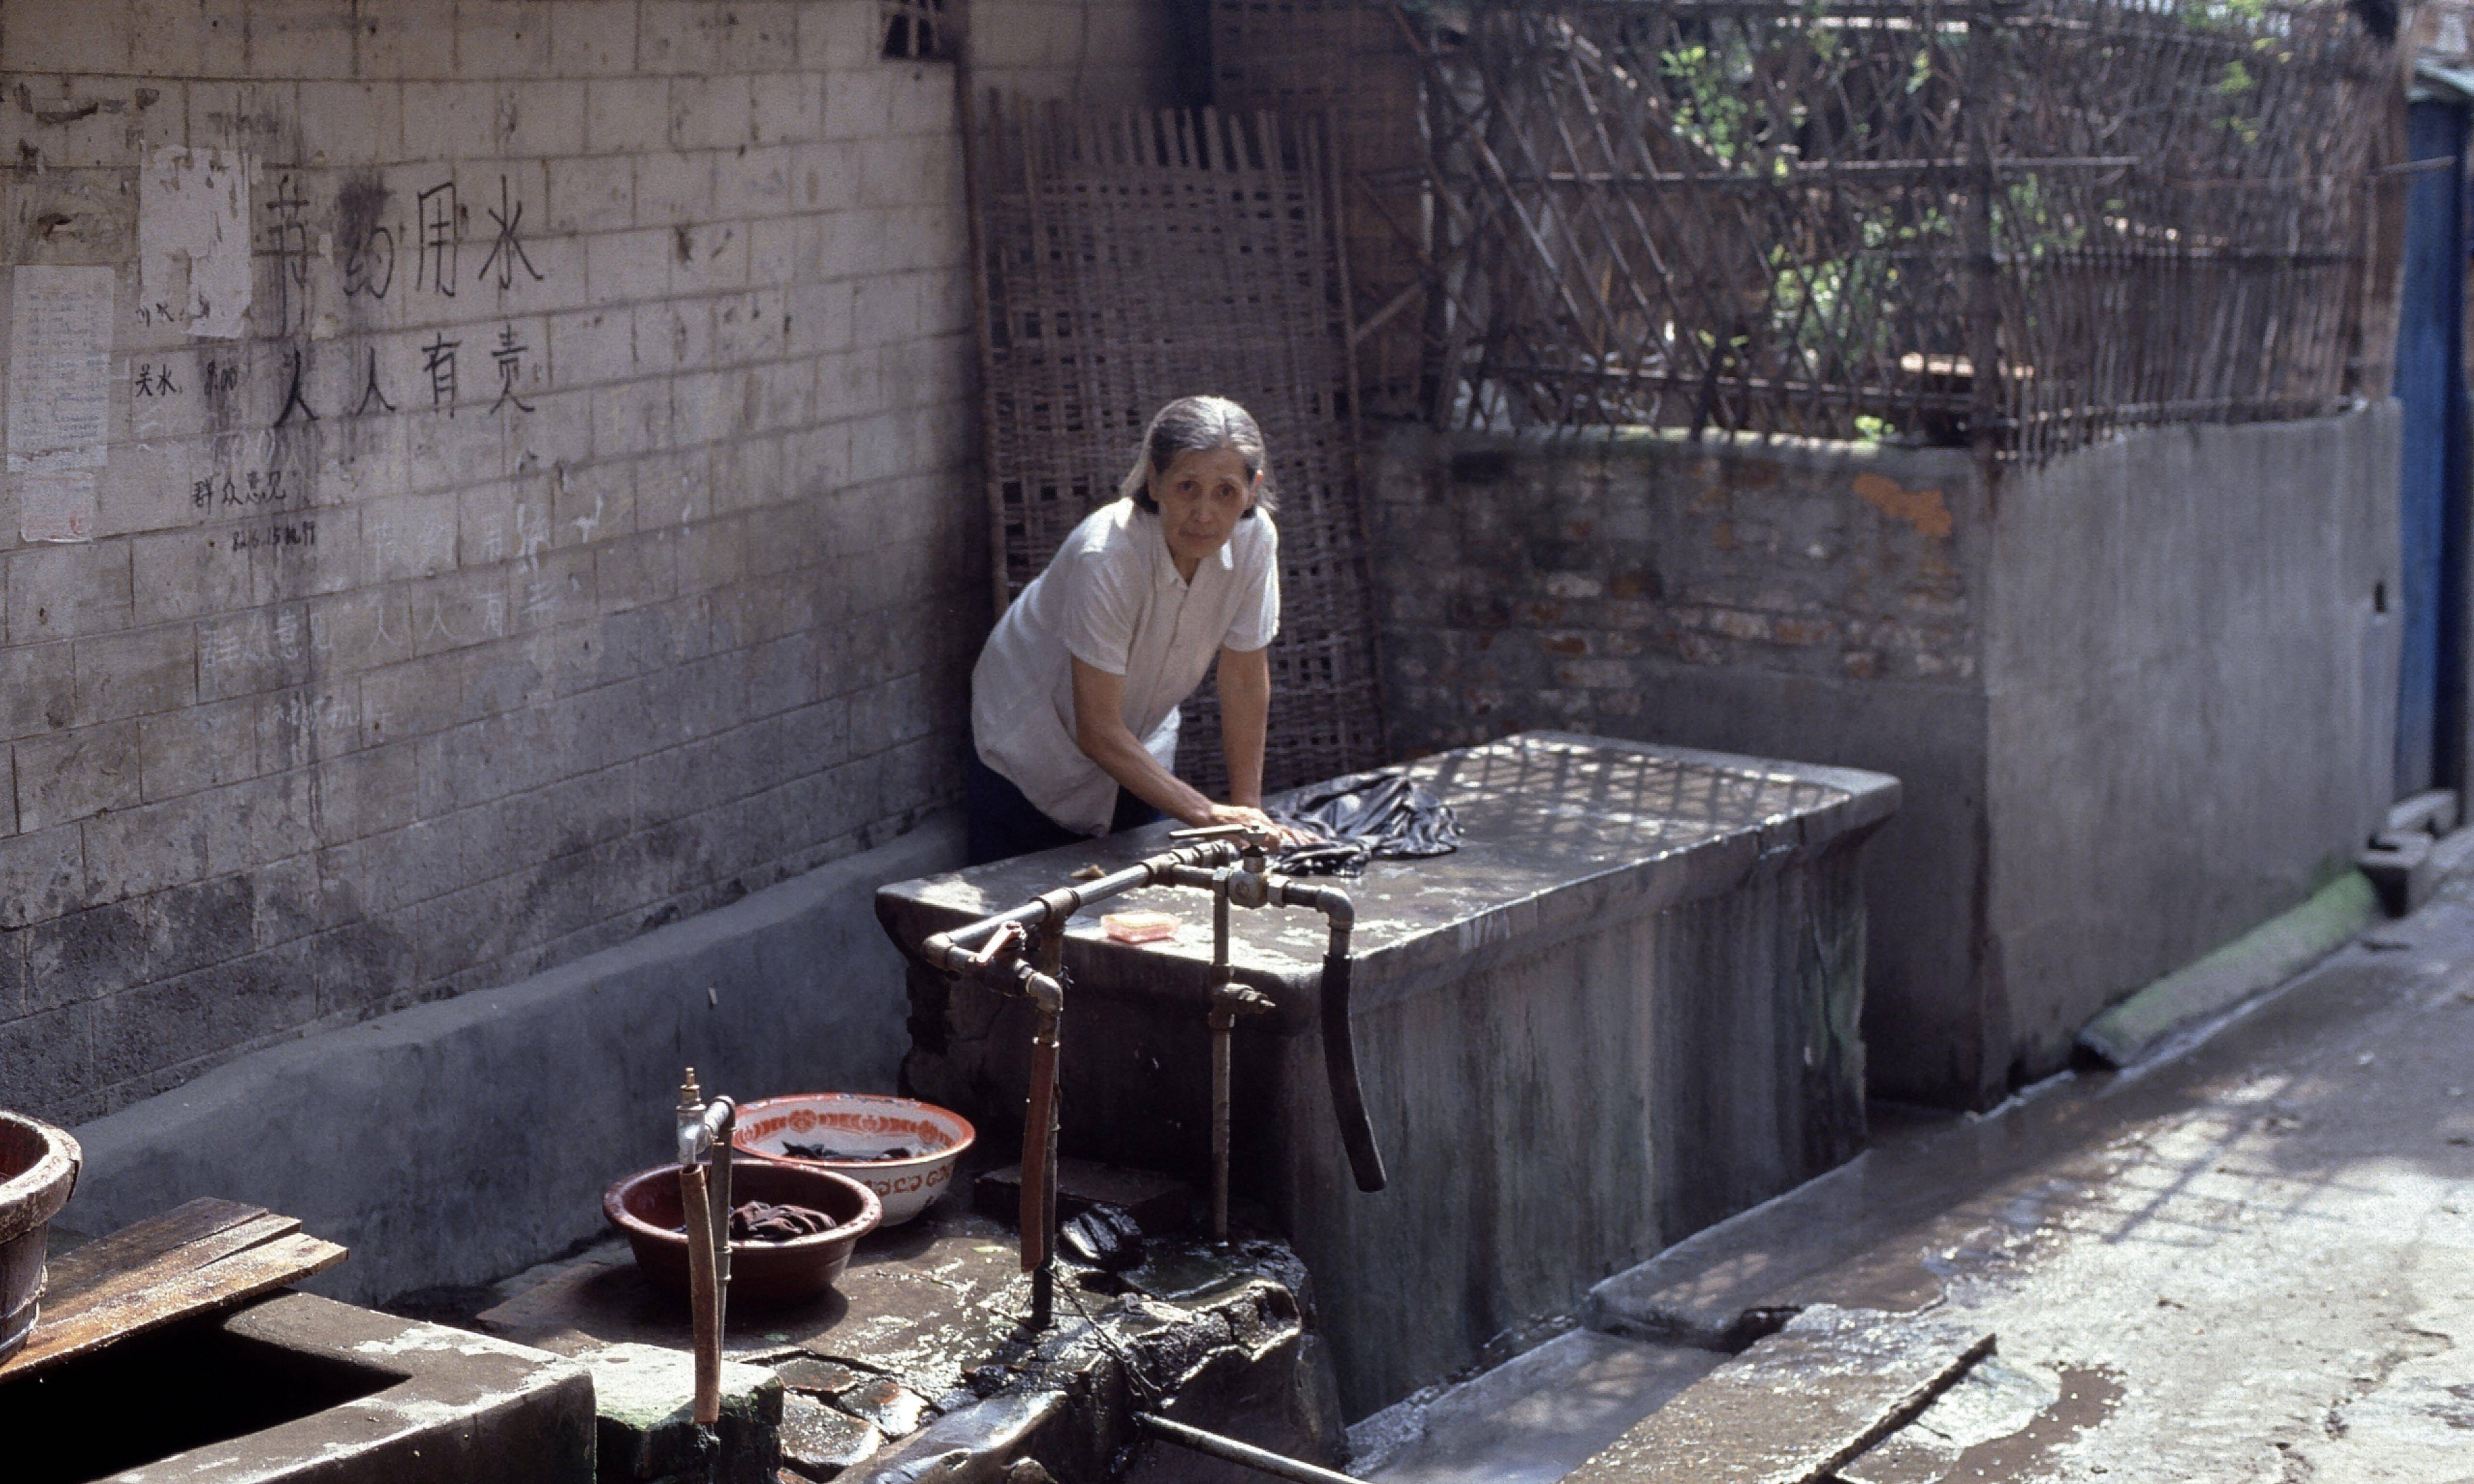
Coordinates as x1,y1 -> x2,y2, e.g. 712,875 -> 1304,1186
51,1232 -> 347,1339
36,1197 -> 265,1293
39,1211 -> 303,1317
0,1206 -> 346,1384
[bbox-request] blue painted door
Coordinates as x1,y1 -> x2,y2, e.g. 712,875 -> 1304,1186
2395,101 -> 2469,798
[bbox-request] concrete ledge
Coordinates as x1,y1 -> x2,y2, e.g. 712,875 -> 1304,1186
64,819 -> 965,1306
2075,869 -> 2378,1068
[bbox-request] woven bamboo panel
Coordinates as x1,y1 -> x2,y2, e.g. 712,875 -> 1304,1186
1212,0 -> 1432,418
969,100 -> 1389,796
1388,0 -> 2396,463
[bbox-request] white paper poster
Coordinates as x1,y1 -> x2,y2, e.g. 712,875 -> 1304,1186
19,470 -> 95,543
6,264 -> 115,474
138,147 -> 251,339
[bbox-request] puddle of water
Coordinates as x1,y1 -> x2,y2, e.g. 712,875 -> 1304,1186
1841,1362 -> 2124,1484
1935,1364 -> 2126,1481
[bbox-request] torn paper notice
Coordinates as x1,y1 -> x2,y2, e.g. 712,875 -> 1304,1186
139,147 -> 251,339
7,264 -> 115,474
19,470 -> 96,543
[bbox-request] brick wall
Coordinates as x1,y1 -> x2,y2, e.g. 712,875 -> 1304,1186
1371,426 -> 1983,748
0,0 -> 1179,1126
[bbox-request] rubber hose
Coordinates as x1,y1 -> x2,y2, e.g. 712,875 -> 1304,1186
1319,948 -> 1388,1192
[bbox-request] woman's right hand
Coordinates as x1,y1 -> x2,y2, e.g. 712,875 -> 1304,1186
1199,803 -> 1318,849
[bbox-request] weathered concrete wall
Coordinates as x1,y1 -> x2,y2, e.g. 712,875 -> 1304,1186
1369,426 -> 1995,1104
64,816 -> 961,1307
1983,407 -> 2402,1075
1369,407 -> 2400,1106
1267,838 -> 1873,1417
0,0 -> 1180,1127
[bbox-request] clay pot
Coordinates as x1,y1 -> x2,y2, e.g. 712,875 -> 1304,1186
0,1112 -> 82,1363
603,1158 -> 879,1304
732,1093 -> 975,1227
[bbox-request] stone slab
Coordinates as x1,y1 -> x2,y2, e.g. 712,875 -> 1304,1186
779,1391 -> 886,1480
5,1291 -> 594,1484
478,1207 -> 1029,1408
2387,789 -> 2460,837
843,1389 -> 1066,1484
1354,1330 -> 1726,1484
1560,1306 -> 1992,1484
586,1342 -> 785,1484
2362,833 -> 2437,916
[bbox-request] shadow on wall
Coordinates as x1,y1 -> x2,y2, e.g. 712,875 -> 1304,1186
60,820 -> 964,1307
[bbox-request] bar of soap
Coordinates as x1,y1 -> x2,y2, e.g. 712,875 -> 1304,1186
1102,910 -> 1180,943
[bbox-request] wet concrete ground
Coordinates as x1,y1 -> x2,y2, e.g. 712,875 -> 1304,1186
1823,883 -> 2474,1482
1366,873 -> 2474,1483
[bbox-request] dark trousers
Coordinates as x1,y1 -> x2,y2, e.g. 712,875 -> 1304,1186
966,750 -> 1163,867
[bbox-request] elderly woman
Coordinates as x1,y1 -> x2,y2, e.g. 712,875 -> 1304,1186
967,396 -> 1302,865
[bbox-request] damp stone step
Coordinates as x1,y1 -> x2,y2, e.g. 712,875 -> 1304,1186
1557,1306 -> 1994,1484
584,1342 -> 784,1484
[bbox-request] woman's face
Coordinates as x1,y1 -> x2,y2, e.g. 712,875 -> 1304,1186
1150,447 -> 1260,567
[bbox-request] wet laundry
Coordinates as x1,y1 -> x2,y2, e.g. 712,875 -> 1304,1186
782,1141 -> 918,1161
727,1201 -> 838,1241
1272,769 -> 1462,876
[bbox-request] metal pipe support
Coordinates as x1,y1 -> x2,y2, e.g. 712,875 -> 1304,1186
1209,981 -> 1276,1239
920,840 -> 1242,970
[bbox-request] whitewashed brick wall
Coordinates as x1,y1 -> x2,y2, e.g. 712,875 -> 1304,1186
0,0 -> 1182,1124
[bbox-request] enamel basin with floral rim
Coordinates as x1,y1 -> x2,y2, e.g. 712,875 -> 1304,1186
730,1093 -> 975,1227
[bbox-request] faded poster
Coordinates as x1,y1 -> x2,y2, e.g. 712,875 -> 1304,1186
139,146 -> 252,339
6,264 -> 115,474
19,470 -> 95,543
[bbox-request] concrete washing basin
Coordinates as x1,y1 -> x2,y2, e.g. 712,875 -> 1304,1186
0,1286 -> 592,1484
0,1113 -> 81,1362
886,732 -> 1900,1415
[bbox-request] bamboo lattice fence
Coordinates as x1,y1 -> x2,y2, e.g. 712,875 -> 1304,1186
967,100 -> 1389,795
1361,0 -> 2397,461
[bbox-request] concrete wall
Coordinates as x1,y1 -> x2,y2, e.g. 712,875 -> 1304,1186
0,0 -> 1181,1127
1984,408 -> 2402,1076
64,816 -> 961,1307
1368,407 -> 2401,1106
1269,837 -> 1873,1415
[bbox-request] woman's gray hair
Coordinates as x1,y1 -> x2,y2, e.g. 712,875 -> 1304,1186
1117,396 -> 1277,518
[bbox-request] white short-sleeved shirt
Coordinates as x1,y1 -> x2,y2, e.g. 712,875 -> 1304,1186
972,500 -> 1280,835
